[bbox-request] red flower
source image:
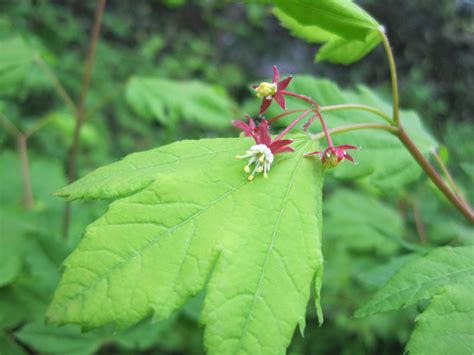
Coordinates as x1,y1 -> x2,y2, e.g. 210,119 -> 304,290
305,144 -> 358,168
253,65 -> 292,115
236,119 -> 294,180
251,119 -> 294,154
232,114 -> 256,137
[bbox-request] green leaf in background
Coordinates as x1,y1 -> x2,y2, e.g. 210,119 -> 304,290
0,37 -> 35,94
15,323 -> 102,355
49,136 -> 325,354
324,189 -> 404,256
272,0 -> 379,40
125,76 -> 235,128
266,76 -> 437,190
406,284 -> 474,354
273,8 -> 382,65
356,246 -> 474,354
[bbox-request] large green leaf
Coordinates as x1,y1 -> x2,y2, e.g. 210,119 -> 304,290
266,76 -> 437,190
272,0 -> 379,40
273,8 -> 382,65
49,136 -> 325,354
125,76 -> 235,128
356,246 -> 474,354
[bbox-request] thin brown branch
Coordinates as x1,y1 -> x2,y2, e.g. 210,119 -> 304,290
413,202 -> 428,244
0,112 -> 21,137
430,148 -> 465,201
63,0 -> 107,239
397,127 -> 473,224
35,56 -> 77,114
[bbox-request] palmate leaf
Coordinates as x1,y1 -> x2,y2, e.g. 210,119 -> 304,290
356,246 -> 474,354
272,1 -> 382,65
49,135 -> 325,354
125,76 -> 235,128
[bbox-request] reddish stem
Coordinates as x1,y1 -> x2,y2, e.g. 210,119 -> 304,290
315,110 -> 333,147
274,110 -> 311,141
281,90 -> 319,107
267,108 -> 308,124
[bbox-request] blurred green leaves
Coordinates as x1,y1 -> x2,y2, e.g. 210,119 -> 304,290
126,76 -> 236,129
0,37 -> 35,94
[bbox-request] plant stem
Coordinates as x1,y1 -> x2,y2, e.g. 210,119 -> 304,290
0,112 -> 21,136
17,134 -> 34,210
379,29 -> 400,125
35,56 -> 77,114
397,128 -> 473,224
430,148 -> 465,201
281,90 -> 319,107
274,110 -> 311,141
315,110 -> 333,147
320,104 -> 393,124
267,108 -> 308,124
63,0 -> 106,239
413,202 -> 428,244
312,122 -> 398,141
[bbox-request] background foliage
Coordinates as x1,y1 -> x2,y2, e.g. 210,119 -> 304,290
0,0 -> 472,354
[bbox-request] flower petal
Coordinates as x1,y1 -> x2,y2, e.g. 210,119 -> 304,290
259,97 -> 273,115
232,120 -> 250,132
274,92 -> 287,111
275,146 -> 295,153
277,75 -> 292,91
256,119 -> 272,146
272,65 -> 280,83
244,114 -> 256,129
269,139 -> 293,153
344,152 -> 355,163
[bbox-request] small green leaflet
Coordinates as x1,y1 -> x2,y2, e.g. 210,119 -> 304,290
273,8 -> 382,65
125,76 -> 235,128
356,246 -> 474,354
49,135 -> 325,354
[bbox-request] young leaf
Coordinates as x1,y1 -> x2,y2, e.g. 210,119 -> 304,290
272,0 -> 379,40
316,29 -> 381,65
48,136 -> 325,354
273,8 -> 382,65
125,77 -> 235,128
355,246 -> 474,317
